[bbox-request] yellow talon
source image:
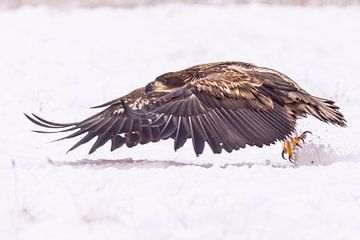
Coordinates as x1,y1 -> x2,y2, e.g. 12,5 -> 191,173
282,131 -> 312,163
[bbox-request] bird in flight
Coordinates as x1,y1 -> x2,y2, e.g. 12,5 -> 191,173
25,61 -> 346,161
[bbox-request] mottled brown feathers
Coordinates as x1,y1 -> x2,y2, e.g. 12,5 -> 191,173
26,61 -> 346,156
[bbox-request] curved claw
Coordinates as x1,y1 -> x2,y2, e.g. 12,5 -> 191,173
299,130 -> 312,143
282,149 -> 295,163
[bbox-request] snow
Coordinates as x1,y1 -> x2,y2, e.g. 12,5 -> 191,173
0,4 -> 360,240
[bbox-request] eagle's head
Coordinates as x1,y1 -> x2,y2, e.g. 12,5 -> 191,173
145,72 -> 192,94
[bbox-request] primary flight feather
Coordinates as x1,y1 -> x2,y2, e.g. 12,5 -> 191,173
26,61 -> 346,156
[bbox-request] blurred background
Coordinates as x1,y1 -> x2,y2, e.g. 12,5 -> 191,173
0,0 -> 359,8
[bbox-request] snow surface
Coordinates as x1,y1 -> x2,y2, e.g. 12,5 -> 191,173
1,4 -> 360,240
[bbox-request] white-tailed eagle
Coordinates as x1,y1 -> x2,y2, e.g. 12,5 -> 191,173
25,61 -> 346,160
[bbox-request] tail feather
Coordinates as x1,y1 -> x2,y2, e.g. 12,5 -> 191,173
303,96 -> 346,127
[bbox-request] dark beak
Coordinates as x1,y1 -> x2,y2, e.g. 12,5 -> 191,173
145,82 -> 154,94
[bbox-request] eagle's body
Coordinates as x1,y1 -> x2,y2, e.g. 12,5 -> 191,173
26,61 -> 346,156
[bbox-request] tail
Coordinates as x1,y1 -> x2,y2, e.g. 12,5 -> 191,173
302,96 -> 347,127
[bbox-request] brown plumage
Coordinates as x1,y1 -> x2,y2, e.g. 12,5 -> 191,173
25,61 -> 346,156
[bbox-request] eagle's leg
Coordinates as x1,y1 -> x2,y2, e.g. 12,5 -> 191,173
281,131 -> 312,163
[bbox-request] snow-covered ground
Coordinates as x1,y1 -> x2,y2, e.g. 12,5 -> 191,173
1,4 -> 360,239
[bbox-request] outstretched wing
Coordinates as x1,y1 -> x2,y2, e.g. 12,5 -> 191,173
25,87 -> 167,154
137,68 -> 298,156
26,63 -> 298,156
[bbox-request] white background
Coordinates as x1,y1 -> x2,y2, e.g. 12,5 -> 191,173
0,4 -> 360,239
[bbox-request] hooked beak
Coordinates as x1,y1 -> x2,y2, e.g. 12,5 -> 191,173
145,82 -> 154,94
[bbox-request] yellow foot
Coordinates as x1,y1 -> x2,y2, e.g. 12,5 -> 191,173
281,131 -> 312,163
